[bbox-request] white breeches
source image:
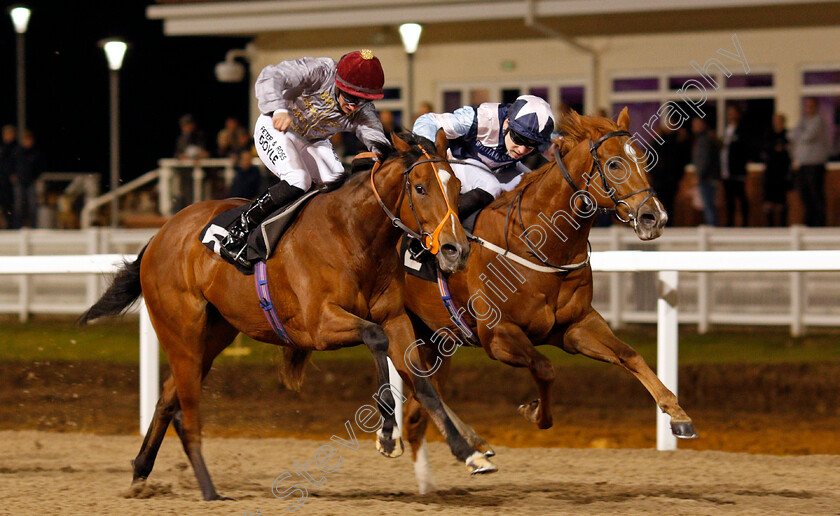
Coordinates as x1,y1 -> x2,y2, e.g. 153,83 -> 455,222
254,115 -> 345,191
450,158 -> 522,198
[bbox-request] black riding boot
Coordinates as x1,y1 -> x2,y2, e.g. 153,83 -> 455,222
458,188 -> 495,222
220,180 -> 305,267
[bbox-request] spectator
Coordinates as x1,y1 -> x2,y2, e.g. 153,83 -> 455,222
379,110 -> 397,142
792,98 -> 830,227
216,116 -> 247,158
228,147 -> 262,200
0,125 -> 19,227
691,117 -> 720,226
414,101 -> 434,123
11,130 -> 44,228
650,119 -> 691,225
175,114 -> 209,160
720,105 -> 750,226
762,113 -> 791,227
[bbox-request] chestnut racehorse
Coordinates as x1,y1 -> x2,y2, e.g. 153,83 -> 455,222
402,108 -> 697,494
80,132 -> 497,501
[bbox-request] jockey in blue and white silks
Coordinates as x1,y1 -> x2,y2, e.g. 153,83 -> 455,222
413,94 -> 555,219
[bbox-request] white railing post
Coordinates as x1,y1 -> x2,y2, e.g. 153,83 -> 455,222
387,357 -> 403,437
159,164 -> 173,216
609,225 -> 623,329
697,225 -> 710,334
223,161 -> 235,190
139,300 -> 160,436
85,228 -> 99,308
192,165 -> 204,205
790,225 -> 804,337
18,229 -> 30,323
656,270 -> 679,451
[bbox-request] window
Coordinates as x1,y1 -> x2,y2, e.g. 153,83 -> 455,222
610,69 -> 776,141
612,77 -> 659,92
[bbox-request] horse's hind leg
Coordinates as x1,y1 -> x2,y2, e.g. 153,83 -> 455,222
143,304 -> 239,501
563,310 -> 697,438
132,376 -> 180,482
487,322 -> 556,429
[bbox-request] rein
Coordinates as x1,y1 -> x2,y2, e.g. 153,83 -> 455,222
470,130 -> 654,274
368,148 -> 461,255
554,130 -> 656,228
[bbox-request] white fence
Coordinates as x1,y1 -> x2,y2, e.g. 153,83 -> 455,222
2,249 -> 840,451
1,226 -> 839,334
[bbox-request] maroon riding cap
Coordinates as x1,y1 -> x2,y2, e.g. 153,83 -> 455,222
335,49 -> 385,100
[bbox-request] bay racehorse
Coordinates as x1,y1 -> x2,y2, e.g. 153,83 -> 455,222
79,131 -> 497,501
401,108 -> 697,493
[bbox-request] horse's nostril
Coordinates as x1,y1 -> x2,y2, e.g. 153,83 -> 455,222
440,243 -> 459,258
640,212 -> 656,226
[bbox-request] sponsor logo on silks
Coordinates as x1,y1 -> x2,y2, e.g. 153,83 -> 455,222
258,126 -> 287,165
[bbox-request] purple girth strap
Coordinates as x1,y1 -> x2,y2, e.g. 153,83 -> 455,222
254,261 -> 292,343
436,269 -> 479,346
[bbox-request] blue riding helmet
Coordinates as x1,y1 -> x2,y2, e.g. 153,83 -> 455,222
506,95 -> 555,146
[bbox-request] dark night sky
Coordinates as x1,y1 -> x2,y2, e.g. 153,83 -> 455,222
0,0 -> 250,186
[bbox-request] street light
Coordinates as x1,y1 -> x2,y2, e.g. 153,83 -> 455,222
100,39 -> 127,227
8,5 -> 31,142
399,23 -> 422,125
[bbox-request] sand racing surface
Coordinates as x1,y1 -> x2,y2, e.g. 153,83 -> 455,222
2,430 -> 839,515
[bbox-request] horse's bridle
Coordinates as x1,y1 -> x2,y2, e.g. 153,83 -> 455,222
368,148 -> 461,255
554,129 -> 657,228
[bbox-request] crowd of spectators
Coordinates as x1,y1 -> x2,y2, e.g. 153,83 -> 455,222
647,98 -> 831,227
0,98 -> 833,231
0,125 -> 45,229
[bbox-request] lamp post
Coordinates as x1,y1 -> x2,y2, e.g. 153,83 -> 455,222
101,39 -> 127,227
9,5 -> 30,142
399,23 -> 422,125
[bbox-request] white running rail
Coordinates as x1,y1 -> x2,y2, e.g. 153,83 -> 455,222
1,250 -> 839,449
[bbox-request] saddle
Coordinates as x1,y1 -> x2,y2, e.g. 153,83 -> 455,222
200,189 -> 320,275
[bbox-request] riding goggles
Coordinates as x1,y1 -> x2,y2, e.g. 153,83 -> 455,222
508,130 -> 541,150
340,91 -> 371,108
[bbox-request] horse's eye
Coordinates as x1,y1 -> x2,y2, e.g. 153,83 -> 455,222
415,185 -> 427,195
608,160 -> 619,170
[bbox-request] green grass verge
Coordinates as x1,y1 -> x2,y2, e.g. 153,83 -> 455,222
1,316 -> 837,366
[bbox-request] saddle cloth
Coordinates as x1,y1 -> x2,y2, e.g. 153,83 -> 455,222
199,189 -> 320,275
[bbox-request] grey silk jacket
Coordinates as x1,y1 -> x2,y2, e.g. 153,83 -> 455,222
255,56 -> 390,151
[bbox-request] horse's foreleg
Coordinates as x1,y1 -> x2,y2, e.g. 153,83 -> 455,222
360,323 -> 404,459
487,323 -> 556,429
563,310 -> 697,438
403,395 -> 436,494
132,376 -> 179,482
383,314 -> 497,476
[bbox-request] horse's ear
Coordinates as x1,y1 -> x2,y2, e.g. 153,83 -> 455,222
617,106 -> 631,130
392,132 -> 411,152
434,128 -> 448,158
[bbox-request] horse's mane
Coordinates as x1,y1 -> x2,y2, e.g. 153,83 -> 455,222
343,131 -> 436,188
488,111 -> 619,210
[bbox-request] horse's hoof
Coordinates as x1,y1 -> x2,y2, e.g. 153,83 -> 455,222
517,399 -> 540,424
375,428 -> 404,458
671,421 -> 698,439
207,494 -> 236,501
465,452 -> 498,475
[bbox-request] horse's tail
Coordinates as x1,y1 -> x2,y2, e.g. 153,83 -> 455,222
280,348 -> 311,391
77,244 -> 147,325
